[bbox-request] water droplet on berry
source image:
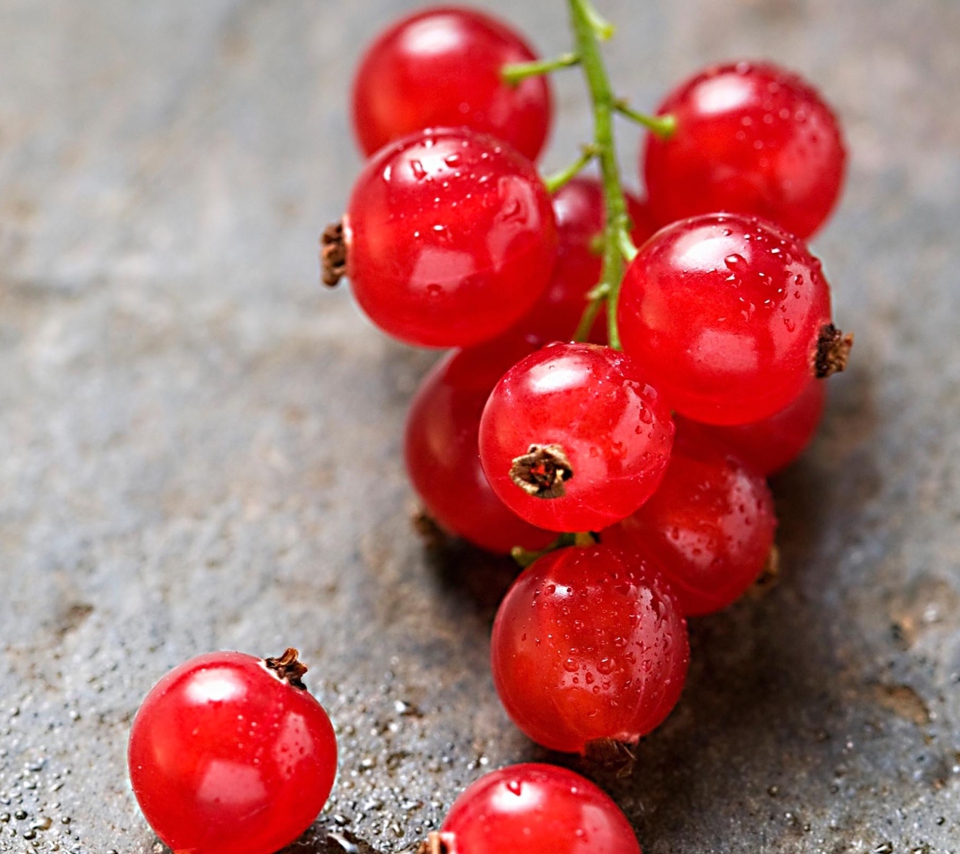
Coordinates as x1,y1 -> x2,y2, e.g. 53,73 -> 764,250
506,780 -> 523,796
409,160 -> 427,180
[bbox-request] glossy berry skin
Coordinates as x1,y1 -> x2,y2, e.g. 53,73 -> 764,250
491,545 -> 689,753
617,213 -> 833,425
516,177 -> 658,342
345,128 -> 558,348
479,342 -> 674,533
352,7 -> 552,162
128,651 -> 337,854
405,333 -> 554,554
678,377 -> 826,476
439,763 -> 641,854
643,61 -> 846,239
605,431 -> 776,616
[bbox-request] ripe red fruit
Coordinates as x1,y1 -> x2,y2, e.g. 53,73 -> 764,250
352,7 -> 552,162
643,61 -> 846,239
516,176 -> 658,342
128,649 -> 337,854
491,545 -> 689,754
617,212 -> 840,425
435,763 -> 642,854
678,377 -> 826,476
479,342 -> 674,533
343,127 -> 558,348
405,333 -> 555,554
605,431 -> 777,616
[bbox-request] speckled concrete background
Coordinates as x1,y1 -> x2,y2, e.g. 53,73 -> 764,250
1,1 -> 958,852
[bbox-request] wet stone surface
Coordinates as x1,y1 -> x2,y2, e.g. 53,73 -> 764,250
1,0 -> 959,852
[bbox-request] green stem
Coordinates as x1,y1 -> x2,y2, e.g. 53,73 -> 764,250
568,0 -> 634,349
502,52 -> 580,86
582,0 -> 615,39
511,532 -> 597,569
543,145 -> 599,194
615,100 -> 676,138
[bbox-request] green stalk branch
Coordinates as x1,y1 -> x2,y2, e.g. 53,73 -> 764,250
511,531 -> 597,568
568,0 -> 635,349
544,145 -> 599,194
615,99 -> 676,138
502,52 -> 580,86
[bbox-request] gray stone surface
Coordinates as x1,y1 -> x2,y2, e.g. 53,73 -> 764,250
1,0 -> 958,852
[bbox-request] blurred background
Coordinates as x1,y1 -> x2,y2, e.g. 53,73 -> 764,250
1,1 -> 958,852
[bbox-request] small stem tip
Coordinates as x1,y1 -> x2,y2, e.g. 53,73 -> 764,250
320,221 -> 346,287
417,831 -> 448,854
502,52 -> 580,86
815,323 -> 854,378
510,444 -> 574,499
264,648 -> 308,689
584,737 -> 637,778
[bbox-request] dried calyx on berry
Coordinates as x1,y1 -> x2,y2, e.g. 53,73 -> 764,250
320,222 -> 346,287
509,444 -> 574,499
263,647 -> 308,689
815,323 -> 854,378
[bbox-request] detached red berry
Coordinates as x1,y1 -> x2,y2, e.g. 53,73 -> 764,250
428,763 -> 641,854
128,649 -> 337,854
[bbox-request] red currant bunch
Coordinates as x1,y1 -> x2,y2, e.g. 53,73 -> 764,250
317,1 -> 855,851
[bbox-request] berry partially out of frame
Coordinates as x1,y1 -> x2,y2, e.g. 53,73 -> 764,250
491,545 -> 689,754
352,7 -> 553,162
128,650 -> 337,854
643,61 -> 846,240
479,342 -> 674,532
405,332 -> 554,554
340,127 -> 558,348
431,763 -> 642,854
605,430 -> 777,616
617,212 -> 846,425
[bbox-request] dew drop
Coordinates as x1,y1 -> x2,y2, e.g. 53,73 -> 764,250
506,780 -> 523,796
409,160 -> 427,180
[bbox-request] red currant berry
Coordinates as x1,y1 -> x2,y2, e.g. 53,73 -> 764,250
617,212 -> 842,425
516,177 -> 658,342
434,763 -> 641,854
343,128 -> 558,348
405,333 -> 554,554
605,431 -> 776,616
128,649 -> 337,854
352,8 -> 552,162
491,545 -> 689,753
678,377 -> 826,476
479,342 -> 674,533
643,61 -> 846,239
